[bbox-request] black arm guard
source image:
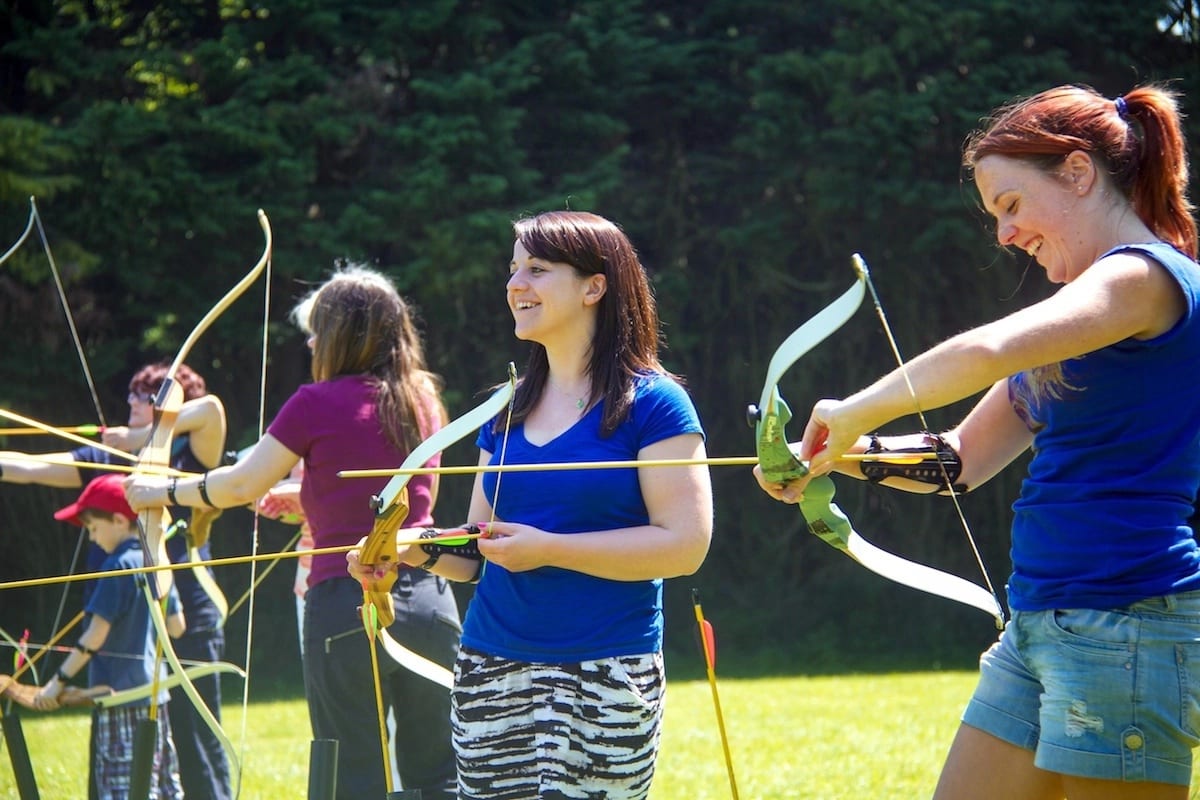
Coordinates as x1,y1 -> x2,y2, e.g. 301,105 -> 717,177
418,524 -> 484,560
418,525 -> 486,584
860,432 -> 967,493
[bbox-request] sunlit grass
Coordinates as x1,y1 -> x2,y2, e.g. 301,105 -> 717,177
653,672 -> 969,799
5,671 -> 1200,798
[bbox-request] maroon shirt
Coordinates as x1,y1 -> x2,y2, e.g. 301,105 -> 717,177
268,375 -> 440,588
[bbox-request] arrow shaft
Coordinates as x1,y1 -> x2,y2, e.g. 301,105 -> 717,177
3,452 -> 195,476
0,425 -> 103,436
0,408 -> 134,461
0,532 -> 481,592
339,453 -> 931,478
691,591 -> 739,800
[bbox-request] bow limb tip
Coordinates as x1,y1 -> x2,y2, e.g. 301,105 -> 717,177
850,252 -> 870,281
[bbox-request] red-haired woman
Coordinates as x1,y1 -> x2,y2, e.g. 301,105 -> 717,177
758,84 -> 1200,799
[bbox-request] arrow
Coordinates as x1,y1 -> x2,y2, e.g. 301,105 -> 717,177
0,425 -> 104,437
338,453 -> 933,478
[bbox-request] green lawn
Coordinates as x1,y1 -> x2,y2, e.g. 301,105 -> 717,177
4,671 -> 1199,798
655,672 -> 970,799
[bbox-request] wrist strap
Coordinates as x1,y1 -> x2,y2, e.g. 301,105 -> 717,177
415,528 -> 442,570
74,642 -> 97,656
198,472 -> 215,507
55,667 -> 72,684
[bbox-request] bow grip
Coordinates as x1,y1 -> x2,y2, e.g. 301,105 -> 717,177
755,393 -> 811,486
362,585 -> 397,630
797,475 -> 853,550
360,487 -> 410,629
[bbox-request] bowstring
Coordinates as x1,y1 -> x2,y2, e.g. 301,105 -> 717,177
31,198 -> 109,429
6,197 -> 113,663
854,255 -> 1005,625
236,222 -> 273,767
224,528 -> 302,619
488,362 -> 519,527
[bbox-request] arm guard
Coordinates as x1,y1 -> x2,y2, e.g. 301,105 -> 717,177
417,524 -> 486,584
417,524 -> 484,560
860,432 -> 967,493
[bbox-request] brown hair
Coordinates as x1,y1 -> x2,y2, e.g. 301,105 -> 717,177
129,362 -> 207,401
297,265 -> 446,452
506,211 -> 674,436
963,83 -> 1196,258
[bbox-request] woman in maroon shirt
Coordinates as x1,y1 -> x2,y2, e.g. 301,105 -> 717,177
126,264 -> 457,800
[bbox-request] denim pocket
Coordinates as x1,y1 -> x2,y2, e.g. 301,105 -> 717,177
1048,608 -> 1136,659
1175,642 -> 1200,740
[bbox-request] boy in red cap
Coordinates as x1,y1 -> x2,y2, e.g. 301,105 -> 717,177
1,361 -> 232,800
34,473 -> 186,799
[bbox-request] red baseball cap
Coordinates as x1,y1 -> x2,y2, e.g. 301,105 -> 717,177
54,473 -> 137,527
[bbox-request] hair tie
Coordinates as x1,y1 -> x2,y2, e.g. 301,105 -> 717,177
1114,96 -> 1129,120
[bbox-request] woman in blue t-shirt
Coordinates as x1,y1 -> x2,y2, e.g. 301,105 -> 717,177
352,210 -> 714,799
757,85 -> 1200,799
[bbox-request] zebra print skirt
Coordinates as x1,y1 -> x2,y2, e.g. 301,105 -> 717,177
451,646 -> 665,799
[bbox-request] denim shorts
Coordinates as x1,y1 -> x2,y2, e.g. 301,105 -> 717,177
962,592 -> 1200,786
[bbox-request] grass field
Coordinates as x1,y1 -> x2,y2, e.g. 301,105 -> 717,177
4,670 -> 1200,798
0,670 -> 967,799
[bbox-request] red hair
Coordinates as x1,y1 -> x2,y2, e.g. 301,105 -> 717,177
964,84 -> 1196,258
128,362 -> 207,401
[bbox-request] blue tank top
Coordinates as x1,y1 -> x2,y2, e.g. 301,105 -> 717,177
1007,242 -> 1200,610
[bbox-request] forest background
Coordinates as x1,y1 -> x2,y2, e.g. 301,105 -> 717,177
1,0 -> 1198,689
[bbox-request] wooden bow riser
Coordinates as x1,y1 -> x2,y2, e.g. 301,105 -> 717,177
358,487 -> 410,629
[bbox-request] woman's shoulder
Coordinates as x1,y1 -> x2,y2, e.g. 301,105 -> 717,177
632,370 -> 687,396
630,371 -> 702,430
1106,242 -> 1198,282
291,375 -> 374,401
275,377 -> 374,427
1087,243 -> 1200,347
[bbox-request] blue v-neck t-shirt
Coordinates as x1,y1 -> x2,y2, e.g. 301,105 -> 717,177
464,374 -> 703,662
